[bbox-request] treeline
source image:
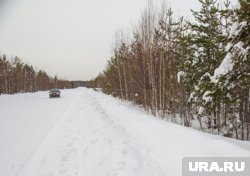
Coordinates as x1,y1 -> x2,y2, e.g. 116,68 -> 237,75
94,0 -> 250,140
0,55 -> 74,94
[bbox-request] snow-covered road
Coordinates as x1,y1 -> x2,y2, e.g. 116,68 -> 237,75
0,88 -> 250,176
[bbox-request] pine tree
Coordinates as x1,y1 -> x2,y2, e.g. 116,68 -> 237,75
189,0 -> 226,130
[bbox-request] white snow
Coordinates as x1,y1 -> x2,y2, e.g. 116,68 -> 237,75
211,52 -> 234,82
225,42 -> 233,52
235,41 -> 249,57
188,92 -> 194,102
177,71 -> 185,83
198,106 -> 205,115
202,91 -> 212,103
0,88 -> 250,176
229,21 -> 247,38
229,22 -> 239,38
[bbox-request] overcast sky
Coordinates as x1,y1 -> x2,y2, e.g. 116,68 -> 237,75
0,0 -> 202,80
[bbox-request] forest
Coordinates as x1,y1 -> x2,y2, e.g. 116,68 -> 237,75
0,55 -> 74,94
93,0 -> 250,140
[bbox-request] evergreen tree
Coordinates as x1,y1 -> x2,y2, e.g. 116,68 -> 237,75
189,0 -> 226,130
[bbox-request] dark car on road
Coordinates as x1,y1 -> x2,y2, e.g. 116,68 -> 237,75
49,89 -> 61,98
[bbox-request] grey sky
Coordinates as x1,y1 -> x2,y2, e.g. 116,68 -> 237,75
0,0 -> 201,80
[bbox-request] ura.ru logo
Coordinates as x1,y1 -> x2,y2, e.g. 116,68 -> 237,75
189,162 -> 245,172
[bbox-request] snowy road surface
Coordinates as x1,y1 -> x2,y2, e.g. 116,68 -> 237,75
0,88 -> 250,176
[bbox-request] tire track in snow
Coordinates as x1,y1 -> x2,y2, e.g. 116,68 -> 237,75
76,90 -> 166,176
17,91 -> 83,176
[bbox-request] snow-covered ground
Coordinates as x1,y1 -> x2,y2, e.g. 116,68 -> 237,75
0,88 -> 250,176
